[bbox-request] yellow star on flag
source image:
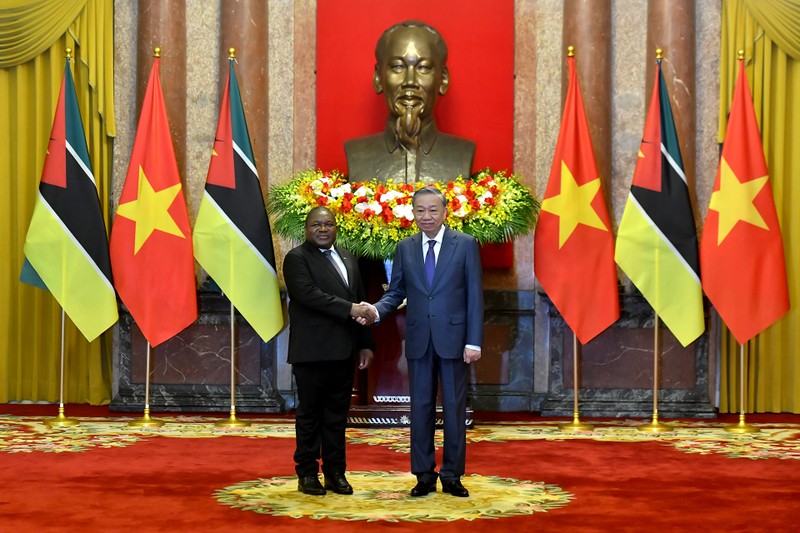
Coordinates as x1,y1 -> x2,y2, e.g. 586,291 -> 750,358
708,158 -> 768,245
541,161 -> 607,248
116,166 -> 186,253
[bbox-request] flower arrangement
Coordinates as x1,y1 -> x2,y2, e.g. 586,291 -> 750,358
268,169 -> 540,260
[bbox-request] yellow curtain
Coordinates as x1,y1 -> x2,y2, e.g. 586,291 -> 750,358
718,0 -> 800,413
0,0 -> 115,404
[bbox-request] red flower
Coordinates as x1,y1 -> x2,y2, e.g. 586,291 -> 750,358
470,199 -> 481,210
449,198 -> 462,211
484,197 -> 496,207
400,218 -> 414,228
316,196 -> 328,206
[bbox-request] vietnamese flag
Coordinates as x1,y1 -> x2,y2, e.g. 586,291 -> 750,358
533,50 -> 619,344
109,54 -> 197,346
700,56 -> 789,344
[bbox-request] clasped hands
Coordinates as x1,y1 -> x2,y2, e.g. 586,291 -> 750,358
350,302 -> 379,325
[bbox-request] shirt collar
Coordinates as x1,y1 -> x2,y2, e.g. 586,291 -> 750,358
422,226 -> 445,246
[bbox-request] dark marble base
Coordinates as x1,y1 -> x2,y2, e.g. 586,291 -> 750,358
539,290 -> 717,419
111,291 -> 284,413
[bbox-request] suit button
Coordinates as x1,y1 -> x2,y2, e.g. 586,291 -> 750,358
428,296 -> 433,300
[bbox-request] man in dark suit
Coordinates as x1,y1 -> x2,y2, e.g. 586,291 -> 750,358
366,186 -> 483,498
284,206 -> 375,496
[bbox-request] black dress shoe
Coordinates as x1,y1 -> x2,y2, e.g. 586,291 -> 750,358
441,479 -> 469,497
297,475 -> 326,496
410,480 -> 437,497
324,473 -> 353,495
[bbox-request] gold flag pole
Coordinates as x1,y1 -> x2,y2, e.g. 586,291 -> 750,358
216,299 -> 250,427
725,343 -> 759,433
45,309 -> 79,427
560,331 -> 593,431
129,341 -> 164,427
638,313 -> 672,432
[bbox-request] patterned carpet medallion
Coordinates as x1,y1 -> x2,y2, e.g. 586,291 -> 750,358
2,415 -> 800,522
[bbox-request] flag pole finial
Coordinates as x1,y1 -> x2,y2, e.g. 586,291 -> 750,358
153,47 -> 161,58
65,48 -> 72,59
655,48 -> 663,60
567,45 -> 574,57
229,48 -> 236,59
738,49 -> 745,60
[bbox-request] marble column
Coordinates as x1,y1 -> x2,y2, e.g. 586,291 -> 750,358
563,0 -> 612,195
136,0 -> 187,176
220,0 -> 269,185
647,0 -> 696,190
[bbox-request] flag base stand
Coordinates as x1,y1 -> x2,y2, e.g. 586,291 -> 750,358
637,414 -> 672,433
128,408 -> 164,428
724,414 -> 760,434
44,406 -> 79,428
559,413 -> 594,432
215,409 -> 251,428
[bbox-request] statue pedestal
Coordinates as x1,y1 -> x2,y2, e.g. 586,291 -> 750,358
110,291 -> 284,413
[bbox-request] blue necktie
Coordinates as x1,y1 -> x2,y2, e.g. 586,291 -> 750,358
425,240 -> 436,285
323,249 -> 347,285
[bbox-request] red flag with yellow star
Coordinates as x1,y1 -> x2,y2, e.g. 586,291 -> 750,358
700,58 -> 789,344
534,52 -> 619,344
109,56 -> 197,346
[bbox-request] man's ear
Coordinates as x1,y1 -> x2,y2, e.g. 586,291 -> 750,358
439,67 -> 450,96
373,65 -> 383,94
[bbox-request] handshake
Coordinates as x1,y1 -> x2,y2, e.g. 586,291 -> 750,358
350,302 -> 379,325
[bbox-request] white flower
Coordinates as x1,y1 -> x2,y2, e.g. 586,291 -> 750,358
380,190 -> 405,203
354,200 -> 383,215
309,178 -> 333,196
329,183 -> 352,198
353,185 -> 373,198
451,194 -> 470,218
392,203 -> 414,220
478,190 -> 493,205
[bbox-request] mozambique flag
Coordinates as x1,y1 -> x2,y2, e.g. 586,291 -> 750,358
21,60 -> 118,342
614,57 -> 704,347
193,59 -> 284,342
534,51 -> 619,344
109,55 -> 197,346
700,57 -> 789,344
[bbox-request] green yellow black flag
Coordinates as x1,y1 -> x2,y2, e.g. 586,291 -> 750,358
21,59 -> 118,341
614,56 -> 704,347
193,57 -> 284,342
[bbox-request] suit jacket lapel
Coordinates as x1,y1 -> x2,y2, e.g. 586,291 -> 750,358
432,228 -> 457,289
408,233 -> 425,286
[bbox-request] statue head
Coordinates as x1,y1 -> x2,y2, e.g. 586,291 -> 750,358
373,21 -> 449,149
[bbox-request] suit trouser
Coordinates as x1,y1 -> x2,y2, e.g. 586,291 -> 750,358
292,357 -> 355,477
408,339 -> 468,483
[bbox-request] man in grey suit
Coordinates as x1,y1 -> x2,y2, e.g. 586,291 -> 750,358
365,186 -> 483,497
284,206 -> 374,496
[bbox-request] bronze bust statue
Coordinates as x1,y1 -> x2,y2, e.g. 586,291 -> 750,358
345,20 -> 475,183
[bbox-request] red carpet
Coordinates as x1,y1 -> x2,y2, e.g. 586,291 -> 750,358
1,405 -> 799,532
